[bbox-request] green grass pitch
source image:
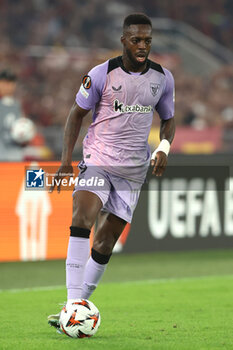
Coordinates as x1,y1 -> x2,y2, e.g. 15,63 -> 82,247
1,250 -> 233,350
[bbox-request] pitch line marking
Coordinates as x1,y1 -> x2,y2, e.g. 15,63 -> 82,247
1,274 -> 233,293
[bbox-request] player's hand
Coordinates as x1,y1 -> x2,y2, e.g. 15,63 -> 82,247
49,164 -> 74,193
150,151 -> 167,177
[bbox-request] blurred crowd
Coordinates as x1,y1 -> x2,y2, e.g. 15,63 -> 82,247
128,0 -> 233,51
0,0 -> 112,49
0,0 -> 233,159
1,49 -> 232,129
174,63 -> 233,129
1,0 -> 232,50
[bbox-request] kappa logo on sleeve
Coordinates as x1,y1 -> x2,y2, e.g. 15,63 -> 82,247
82,75 -> 92,89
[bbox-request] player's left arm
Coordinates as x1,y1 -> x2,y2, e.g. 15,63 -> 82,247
151,118 -> 175,176
151,68 -> 176,176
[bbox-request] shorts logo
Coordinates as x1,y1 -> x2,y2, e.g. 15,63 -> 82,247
150,83 -> 160,97
114,99 -> 152,114
82,75 -> 91,89
26,169 -> 45,188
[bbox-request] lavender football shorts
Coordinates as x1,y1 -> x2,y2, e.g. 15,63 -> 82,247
73,162 -> 142,223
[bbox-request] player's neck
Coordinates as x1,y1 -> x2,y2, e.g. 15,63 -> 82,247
122,54 -> 147,73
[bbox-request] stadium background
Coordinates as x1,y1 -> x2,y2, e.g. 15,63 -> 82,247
0,0 -> 233,261
1,2 -> 233,349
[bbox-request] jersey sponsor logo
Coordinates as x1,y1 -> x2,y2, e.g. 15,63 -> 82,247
82,75 -> 92,89
114,99 -> 152,114
150,83 -> 160,97
112,85 -> 122,92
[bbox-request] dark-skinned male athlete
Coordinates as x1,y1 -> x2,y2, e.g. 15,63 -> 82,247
48,13 -> 175,332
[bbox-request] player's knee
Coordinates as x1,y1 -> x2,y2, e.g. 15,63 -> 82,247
93,235 -> 115,255
72,211 -> 94,230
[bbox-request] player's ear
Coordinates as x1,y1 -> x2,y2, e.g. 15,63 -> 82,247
120,36 -> 125,45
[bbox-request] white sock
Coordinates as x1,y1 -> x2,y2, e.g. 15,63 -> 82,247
81,256 -> 107,299
66,236 -> 90,300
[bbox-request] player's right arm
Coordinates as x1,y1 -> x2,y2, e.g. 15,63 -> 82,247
50,62 -> 108,193
49,103 -> 89,193
61,103 -> 89,166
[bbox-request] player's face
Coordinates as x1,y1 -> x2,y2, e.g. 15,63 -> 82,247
121,24 -> 152,71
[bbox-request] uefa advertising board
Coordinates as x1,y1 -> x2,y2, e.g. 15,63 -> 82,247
124,154 -> 233,253
0,155 -> 232,261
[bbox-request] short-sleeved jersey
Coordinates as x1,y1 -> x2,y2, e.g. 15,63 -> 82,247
76,56 -> 174,183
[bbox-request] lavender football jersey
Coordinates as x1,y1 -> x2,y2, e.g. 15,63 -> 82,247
76,56 -> 174,183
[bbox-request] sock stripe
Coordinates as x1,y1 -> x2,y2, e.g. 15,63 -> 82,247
70,226 -> 90,238
91,248 -> 111,265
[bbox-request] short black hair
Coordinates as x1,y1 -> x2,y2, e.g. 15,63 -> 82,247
0,69 -> 17,81
123,13 -> 152,31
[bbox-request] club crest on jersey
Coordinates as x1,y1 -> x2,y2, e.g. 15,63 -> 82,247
150,83 -> 160,97
82,75 -> 92,89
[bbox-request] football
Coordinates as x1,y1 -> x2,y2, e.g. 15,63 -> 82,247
10,117 -> 36,145
59,299 -> 101,338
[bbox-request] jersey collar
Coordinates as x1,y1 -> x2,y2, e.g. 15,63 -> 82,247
118,56 -> 150,75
